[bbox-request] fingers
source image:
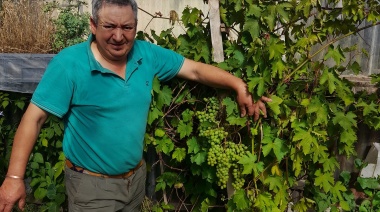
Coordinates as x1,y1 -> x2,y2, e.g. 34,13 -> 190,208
0,200 -> 15,212
257,101 -> 267,120
253,105 -> 260,121
260,96 -> 272,103
252,101 -> 266,121
242,100 -> 255,118
3,204 -> 13,212
240,105 -> 247,117
241,99 -> 270,121
18,197 -> 25,211
238,95 -> 272,120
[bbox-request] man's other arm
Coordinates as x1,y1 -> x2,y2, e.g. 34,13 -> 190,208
0,103 -> 48,212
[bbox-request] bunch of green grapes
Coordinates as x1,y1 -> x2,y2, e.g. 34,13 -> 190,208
226,141 -> 247,189
207,141 -> 248,189
196,97 -> 248,189
195,97 -> 219,123
199,127 -> 228,145
207,142 -> 223,166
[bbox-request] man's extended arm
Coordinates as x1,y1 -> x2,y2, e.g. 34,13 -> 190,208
0,103 -> 48,212
177,58 -> 271,120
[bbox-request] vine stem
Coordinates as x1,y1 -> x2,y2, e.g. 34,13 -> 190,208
158,152 -> 169,205
252,120 -> 263,196
138,7 -> 170,20
283,21 -> 380,83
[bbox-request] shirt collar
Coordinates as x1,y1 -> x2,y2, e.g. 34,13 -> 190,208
87,34 -> 104,73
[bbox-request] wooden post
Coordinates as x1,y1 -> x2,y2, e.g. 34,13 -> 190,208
209,0 -> 224,63
209,0 -> 235,198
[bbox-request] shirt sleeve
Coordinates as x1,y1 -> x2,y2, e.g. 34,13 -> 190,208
31,56 -> 74,118
150,43 -> 185,82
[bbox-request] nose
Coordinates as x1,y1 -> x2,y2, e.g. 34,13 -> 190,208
112,28 -> 124,42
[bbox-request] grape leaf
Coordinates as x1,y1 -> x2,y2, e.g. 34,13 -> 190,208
324,45 -> 345,66
264,176 -> 283,192
264,5 -> 276,31
152,77 -> 161,93
357,101 -> 378,116
247,4 -> 261,17
187,137 -> 200,154
222,97 -> 237,116
332,111 -> 357,129
243,19 -> 259,40
191,151 -> 207,165
147,107 -> 163,125
319,68 -> 340,94
232,190 -> 249,210
331,181 -> 347,201
172,148 -> 186,162
238,152 -> 264,176
314,169 -> 334,192
155,129 -> 166,137
267,95 -> 283,116
177,120 -> 193,139
157,85 -> 173,108
181,109 -> 194,122
226,115 -> 247,126
268,41 -> 286,60
262,138 -> 288,161
276,3 -> 290,23
320,157 -> 339,172
156,137 -> 174,155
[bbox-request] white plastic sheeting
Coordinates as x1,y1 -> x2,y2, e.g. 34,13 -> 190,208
0,53 -> 54,94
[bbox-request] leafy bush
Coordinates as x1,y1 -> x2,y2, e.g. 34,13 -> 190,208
45,0 -> 90,52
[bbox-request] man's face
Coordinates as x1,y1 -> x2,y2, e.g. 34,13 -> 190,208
90,4 -> 137,62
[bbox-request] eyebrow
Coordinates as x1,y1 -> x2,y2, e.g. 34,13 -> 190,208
99,19 -> 136,25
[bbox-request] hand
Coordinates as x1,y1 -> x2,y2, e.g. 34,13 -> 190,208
237,89 -> 272,121
0,178 -> 26,212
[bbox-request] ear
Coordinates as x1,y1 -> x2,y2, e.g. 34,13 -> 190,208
90,17 -> 97,35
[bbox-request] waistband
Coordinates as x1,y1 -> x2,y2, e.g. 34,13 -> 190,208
65,159 -> 144,179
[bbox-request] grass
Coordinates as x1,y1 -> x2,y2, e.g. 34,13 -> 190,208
0,0 -> 55,53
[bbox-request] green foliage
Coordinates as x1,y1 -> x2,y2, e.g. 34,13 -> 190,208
45,0 -> 90,52
0,91 -> 66,211
27,115 -> 66,211
138,1 -> 380,211
0,92 -> 28,181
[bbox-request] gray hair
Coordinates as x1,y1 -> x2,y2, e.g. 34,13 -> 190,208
91,0 -> 138,24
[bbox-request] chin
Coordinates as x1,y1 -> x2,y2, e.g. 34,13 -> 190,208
107,50 -> 129,60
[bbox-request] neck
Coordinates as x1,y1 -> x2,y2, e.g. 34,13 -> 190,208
91,42 -> 127,79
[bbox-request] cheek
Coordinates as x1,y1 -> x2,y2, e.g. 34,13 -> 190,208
125,32 -> 137,40
96,34 -> 111,43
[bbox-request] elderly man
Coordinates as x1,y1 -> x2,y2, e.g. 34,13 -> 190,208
0,0 -> 271,211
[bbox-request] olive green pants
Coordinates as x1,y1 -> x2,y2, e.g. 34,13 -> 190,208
64,162 -> 146,212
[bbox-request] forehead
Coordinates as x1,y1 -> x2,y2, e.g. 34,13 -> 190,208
98,4 -> 135,23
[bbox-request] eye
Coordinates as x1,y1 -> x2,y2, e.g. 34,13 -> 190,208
122,26 -> 134,31
102,25 -> 116,30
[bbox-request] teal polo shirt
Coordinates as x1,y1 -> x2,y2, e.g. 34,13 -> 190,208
31,35 -> 184,175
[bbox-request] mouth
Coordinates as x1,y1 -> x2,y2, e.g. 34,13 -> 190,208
109,43 -> 124,50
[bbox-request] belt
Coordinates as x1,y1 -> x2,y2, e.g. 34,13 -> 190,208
65,159 -> 143,179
